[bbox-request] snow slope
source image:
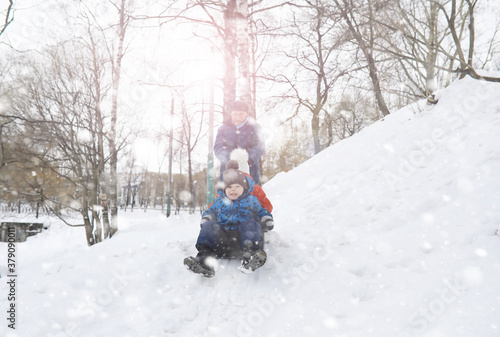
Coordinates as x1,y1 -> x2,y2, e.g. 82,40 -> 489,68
1,76 -> 500,337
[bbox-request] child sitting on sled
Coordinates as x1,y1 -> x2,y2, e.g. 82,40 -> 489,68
184,160 -> 274,277
209,149 -> 273,213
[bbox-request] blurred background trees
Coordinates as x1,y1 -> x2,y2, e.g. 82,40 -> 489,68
1,0 -> 499,244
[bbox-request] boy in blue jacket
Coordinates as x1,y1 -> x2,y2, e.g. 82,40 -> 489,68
184,161 -> 274,277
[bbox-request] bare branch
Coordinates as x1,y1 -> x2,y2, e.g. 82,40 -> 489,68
0,0 -> 14,37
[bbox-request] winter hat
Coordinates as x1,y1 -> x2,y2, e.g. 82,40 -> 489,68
230,100 -> 249,113
230,148 -> 250,175
223,160 -> 249,190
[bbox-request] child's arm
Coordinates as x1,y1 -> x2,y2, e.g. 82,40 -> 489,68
250,196 -> 274,230
201,197 -> 220,226
257,206 -> 272,221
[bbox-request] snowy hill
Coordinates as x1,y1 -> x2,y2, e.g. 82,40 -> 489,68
1,76 -> 500,337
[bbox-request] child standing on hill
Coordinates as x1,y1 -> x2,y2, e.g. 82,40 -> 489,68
184,160 -> 274,277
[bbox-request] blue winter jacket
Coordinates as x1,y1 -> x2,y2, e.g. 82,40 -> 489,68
214,119 -> 265,184
202,175 -> 272,231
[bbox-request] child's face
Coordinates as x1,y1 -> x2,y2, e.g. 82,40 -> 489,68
225,184 -> 244,200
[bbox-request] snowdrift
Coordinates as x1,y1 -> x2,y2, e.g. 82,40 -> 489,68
1,76 -> 500,337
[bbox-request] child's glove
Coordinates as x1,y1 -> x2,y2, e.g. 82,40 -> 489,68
200,215 -> 214,227
260,215 -> 274,231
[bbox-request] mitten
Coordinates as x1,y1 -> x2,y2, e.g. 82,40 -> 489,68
260,215 -> 274,231
200,214 -> 214,227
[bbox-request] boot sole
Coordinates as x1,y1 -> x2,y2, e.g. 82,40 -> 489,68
241,251 -> 267,273
184,257 -> 215,278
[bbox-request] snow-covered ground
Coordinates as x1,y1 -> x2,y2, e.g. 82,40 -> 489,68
1,75 -> 500,337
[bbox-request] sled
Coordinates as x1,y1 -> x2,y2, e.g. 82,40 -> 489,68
211,226 -> 268,260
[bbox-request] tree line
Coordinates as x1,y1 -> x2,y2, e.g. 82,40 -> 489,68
0,0 -> 498,245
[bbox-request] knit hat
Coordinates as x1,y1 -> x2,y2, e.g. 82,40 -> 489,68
223,160 -> 249,190
230,100 -> 249,113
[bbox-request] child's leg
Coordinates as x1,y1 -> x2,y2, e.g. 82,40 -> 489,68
238,219 -> 262,252
238,219 -> 267,272
196,221 -> 231,256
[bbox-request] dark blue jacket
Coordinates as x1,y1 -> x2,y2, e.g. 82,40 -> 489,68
202,175 -> 272,231
214,119 -> 265,184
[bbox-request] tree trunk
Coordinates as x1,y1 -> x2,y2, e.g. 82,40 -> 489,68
188,150 -> 194,214
93,209 -> 103,243
425,0 -> 439,100
223,0 -> 238,123
83,215 -> 95,246
109,0 -> 127,237
236,0 -> 252,117
311,109 -> 321,154
88,25 -> 107,242
365,52 -> 390,117
97,122 -> 108,241
82,193 -> 95,246
335,0 -> 390,117
166,98 -> 174,217
249,13 -> 258,118
466,0 -> 476,68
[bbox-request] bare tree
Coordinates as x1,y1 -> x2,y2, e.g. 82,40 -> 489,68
174,95 -> 207,213
0,0 -> 14,37
190,0 -> 260,120
0,114 -> 16,169
167,0 -> 238,123
376,0 -> 500,104
107,0 -> 130,236
7,46 -> 110,245
261,120 -> 312,179
236,0 -> 252,113
332,0 -> 391,116
270,0 -> 351,154
73,0 -> 134,236
223,0 -> 238,122
430,0 -> 500,82
373,0 -> 444,102
3,0 -> 138,244
0,1 -> 15,174
154,0 -> 287,121
324,94 -> 377,145
121,151 -> 142,212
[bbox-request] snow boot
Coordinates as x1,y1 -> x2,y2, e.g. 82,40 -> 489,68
184,254 -> 216,278
240,250 -> 267,274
